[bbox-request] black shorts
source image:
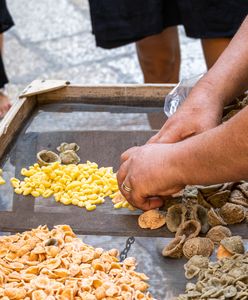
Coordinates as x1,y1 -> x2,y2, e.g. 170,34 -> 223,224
0,0 -> 14,88
89,0 -> 248,49
0,0 -> 14,34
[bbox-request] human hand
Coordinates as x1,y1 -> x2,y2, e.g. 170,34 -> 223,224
148,87 -> 224,144
117,144 -> 185,210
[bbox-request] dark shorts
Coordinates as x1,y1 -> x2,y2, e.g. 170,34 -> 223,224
0,0 -> 14,34
89,0 -> 248,49
0,0 -> 14,88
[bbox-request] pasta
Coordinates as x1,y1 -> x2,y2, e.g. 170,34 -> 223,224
0,225 -> 154,300
0,168 -> 5,185
11,161 -> 119,211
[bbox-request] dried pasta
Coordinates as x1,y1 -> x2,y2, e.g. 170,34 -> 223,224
11,161 -> 119,211
0,225 -> 154,300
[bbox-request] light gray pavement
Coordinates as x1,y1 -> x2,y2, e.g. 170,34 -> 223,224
5,0 -> 206,101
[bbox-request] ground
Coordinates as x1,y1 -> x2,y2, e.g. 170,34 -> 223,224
5,0 -> 206,101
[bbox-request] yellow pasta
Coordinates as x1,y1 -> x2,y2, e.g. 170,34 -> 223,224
9,160 -> 135,211
0,177 -> 6,185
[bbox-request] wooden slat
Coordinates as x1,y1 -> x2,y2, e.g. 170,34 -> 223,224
0,211 -> 247,237
37,84 -> 175,106
0,97 -> 37,160
19,80 -> 69,98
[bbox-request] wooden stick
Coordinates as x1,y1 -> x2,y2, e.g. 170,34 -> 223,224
0,97 -> 37,159
37,84 -> 175,106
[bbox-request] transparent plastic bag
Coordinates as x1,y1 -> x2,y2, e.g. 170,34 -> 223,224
164,74 -> 204,117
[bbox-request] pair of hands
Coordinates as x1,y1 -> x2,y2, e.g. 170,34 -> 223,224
117,89 -> 224,210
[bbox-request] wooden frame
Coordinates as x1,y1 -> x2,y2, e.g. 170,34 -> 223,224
0,80 -> 174,161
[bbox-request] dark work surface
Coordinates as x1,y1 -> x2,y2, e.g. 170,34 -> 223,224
0,103 -> 169,236
0,103 -> 247,300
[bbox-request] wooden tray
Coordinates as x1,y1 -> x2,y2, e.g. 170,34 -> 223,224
0,80 -> 247,300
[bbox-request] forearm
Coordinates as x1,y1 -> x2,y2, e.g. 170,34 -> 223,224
190,16 -> 248,107
174,106 -> 248,185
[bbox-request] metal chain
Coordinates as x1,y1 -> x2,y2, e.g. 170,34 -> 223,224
119,236 -> 135,262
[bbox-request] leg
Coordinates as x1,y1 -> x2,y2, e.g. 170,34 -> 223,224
0,34 -> 3,51
136,26 -> 180,83
201,38 -> 231,69
0,33 -> 11,118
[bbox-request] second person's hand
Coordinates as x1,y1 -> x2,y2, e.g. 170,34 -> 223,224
148,84 -> 224,144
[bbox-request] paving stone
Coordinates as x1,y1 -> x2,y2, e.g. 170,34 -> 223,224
38,33 -> 136,67
179,27 -> 206,79
70,0 -> 89,10
4,36 -> 50,84
40,62 -> 121,84
107,55 -> 143,83
7,0 -> 88,43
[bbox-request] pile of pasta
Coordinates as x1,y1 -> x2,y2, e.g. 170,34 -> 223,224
0,225 -> 154,300
11,161 -> 121,211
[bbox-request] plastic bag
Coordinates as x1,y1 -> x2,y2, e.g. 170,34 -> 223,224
164,74 -> 204,117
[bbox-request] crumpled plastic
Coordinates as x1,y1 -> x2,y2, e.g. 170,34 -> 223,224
164,74 -> 204,117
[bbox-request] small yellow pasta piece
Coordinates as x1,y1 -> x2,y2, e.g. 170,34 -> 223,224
23,188 -> 32,195
85,204 -> 96,211
42,190 -> 53,198
14,188 -> 23,194
60,197 -> 72,205
77,201 -> 85,208
31,191 -> 40,197
72,198 -> 79,206
87,194 -> 98,200
114,201 -> 124,209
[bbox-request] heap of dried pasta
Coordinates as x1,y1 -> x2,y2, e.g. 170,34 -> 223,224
0,225 -> 154,300
10,161 -> 124,211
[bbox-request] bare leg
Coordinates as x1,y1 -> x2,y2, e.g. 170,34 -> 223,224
136,27 -> 180,83
201,38 -> 231,69
0,33 -> 11,118
0,34 -> 3,51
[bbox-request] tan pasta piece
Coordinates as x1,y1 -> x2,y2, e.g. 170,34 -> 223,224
166,204 -> 187,233
162,235 -> 186,258
207,208 -> 227,227
206,225 -> 232,244
220,236 -> 245,255
138,209 -> 166,230
175,220 -> 201,240
219,203 -> 246,224
183,237 -> 214,259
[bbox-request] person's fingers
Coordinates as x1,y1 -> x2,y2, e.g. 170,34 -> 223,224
139,196 -> 164,211
119,175 -> 136,205
120,146 -> 139,164
146,133 -> 159,144
116,160 -> 130,190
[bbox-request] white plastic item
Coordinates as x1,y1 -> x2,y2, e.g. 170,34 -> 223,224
164,74 -> 204,117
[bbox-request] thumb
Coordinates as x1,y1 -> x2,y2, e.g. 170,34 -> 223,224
139,196 -> 164,211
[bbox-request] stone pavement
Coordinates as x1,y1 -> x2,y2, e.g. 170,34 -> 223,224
5,0 -> 206,102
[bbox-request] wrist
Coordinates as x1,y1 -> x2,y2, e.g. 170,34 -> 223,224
161,144 -> 188,190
